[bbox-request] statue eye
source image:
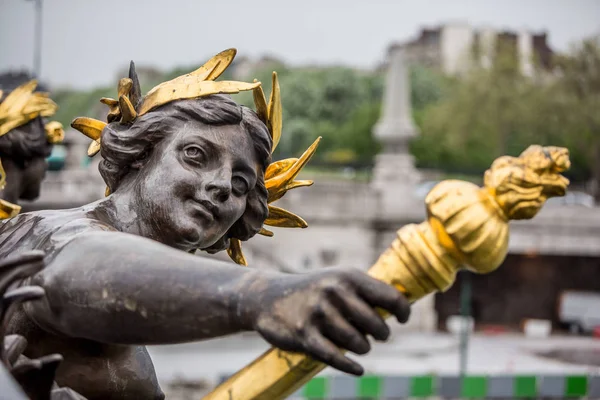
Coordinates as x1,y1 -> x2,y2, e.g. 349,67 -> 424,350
232,176 -> 249,195
137,150 -> 149,161
184,146 -> 203,159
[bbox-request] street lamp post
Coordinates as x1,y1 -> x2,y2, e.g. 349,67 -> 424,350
459,270 -> 473,377
25,0 -> 43,78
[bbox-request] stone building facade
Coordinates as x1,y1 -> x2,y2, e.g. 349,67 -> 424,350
388,22 -> 554,76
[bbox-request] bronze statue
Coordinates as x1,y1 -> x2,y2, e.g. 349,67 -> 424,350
0,73 -> 64,219
1,50 -> 411,400
0,251 -> 86,400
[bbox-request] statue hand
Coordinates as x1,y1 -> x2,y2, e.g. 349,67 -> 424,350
240,268 -> 410,375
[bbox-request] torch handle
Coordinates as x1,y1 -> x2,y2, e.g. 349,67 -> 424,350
204,221 -> 464,400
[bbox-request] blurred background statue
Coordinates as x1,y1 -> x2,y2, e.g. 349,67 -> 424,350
0,72 -> 64,219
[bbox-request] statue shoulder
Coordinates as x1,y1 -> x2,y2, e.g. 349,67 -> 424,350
0,208 -> 116,260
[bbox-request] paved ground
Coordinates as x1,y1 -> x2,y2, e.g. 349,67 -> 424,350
147,332 -> 600,388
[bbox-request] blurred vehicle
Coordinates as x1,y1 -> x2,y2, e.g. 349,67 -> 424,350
558,290 -> 600,334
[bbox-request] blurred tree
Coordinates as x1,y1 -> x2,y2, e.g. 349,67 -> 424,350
234,66 -> 385,161
412,44 -> 538,173
233,63 -> 451,165
549,37 -> 600,198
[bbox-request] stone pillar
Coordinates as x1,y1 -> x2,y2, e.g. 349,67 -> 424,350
372,45 -> 420,190
370,44 -> 438,332
371,45 -> 422,216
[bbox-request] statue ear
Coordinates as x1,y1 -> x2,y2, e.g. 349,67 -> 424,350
130,149 -> 150,169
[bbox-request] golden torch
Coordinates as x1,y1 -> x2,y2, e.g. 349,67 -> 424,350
204,145 -> 571,400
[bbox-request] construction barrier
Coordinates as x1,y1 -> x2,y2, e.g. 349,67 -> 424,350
219,374 -> 600,399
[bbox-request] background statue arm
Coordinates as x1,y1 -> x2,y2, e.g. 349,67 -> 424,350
23,230 -> 265,344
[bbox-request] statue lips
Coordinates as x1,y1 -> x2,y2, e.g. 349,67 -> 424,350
190,199 -> 218,222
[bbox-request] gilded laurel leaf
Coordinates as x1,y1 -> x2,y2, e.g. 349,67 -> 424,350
265,205 -> 308,228
70,117 -> 106,141
227,238 -> 248,266
189,48 -> 237,81
138,80 -> 260,116
266,72 -> 282,151
265,158 -> 298,180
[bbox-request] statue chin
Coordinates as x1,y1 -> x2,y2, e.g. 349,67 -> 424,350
19,186 -> 42,201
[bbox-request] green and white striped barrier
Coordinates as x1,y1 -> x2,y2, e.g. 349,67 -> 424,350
290,374 -> 600,399
218,374 -> 600,399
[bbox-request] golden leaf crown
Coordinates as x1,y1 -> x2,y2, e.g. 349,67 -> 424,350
0,80 -> 64,142
70,49 -> 320,265
0,79 -> 64,220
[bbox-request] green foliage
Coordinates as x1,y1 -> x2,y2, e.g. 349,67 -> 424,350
51,36 -> 600,192
548,37 -> 600,188
234,66 -> 386,161
52,58 -> 449,168
411,46 -> 536,172
52,86 -> 114,127
411,36 -> 600,190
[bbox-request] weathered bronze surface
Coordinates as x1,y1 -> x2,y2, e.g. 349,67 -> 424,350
0,251 -> 87,399
0,51 -> 412,400
0,73 -> 64,218
205,145 -> 571,400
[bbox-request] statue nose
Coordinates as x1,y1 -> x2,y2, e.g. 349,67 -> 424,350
206,180 -> 231,203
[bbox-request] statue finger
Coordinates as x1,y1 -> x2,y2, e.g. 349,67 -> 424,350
350,275 -> 411,323
332,292 -> 390,341
0,251 -> 45,270
2,286 -> 45,318
303,329 -> 363,376
3,334 -> 28,366
318,303 -> 370,355
0,251 -> 45,295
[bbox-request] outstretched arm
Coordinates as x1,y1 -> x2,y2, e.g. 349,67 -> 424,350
25,229 -> 410,375
25,230 -> 262,344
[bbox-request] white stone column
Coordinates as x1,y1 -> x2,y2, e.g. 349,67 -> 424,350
518,30 -> 534,77
440,22 -> 474,75
371,45 -> 421,196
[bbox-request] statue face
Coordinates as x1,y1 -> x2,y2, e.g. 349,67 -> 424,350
133,120 -> 260,250
0,118 -> 49,204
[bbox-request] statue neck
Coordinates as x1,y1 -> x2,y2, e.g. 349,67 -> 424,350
95,190 -> 156,241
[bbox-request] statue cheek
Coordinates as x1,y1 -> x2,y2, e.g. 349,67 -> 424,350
222,199 -> 245,224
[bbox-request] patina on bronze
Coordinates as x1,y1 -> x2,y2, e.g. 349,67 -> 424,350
206,145 -> 571,400
0,50 -> 411,400
0,251 -> 86,400
0,73 -> 65,219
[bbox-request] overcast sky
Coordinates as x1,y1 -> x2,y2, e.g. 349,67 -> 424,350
1,0 -> 598,89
